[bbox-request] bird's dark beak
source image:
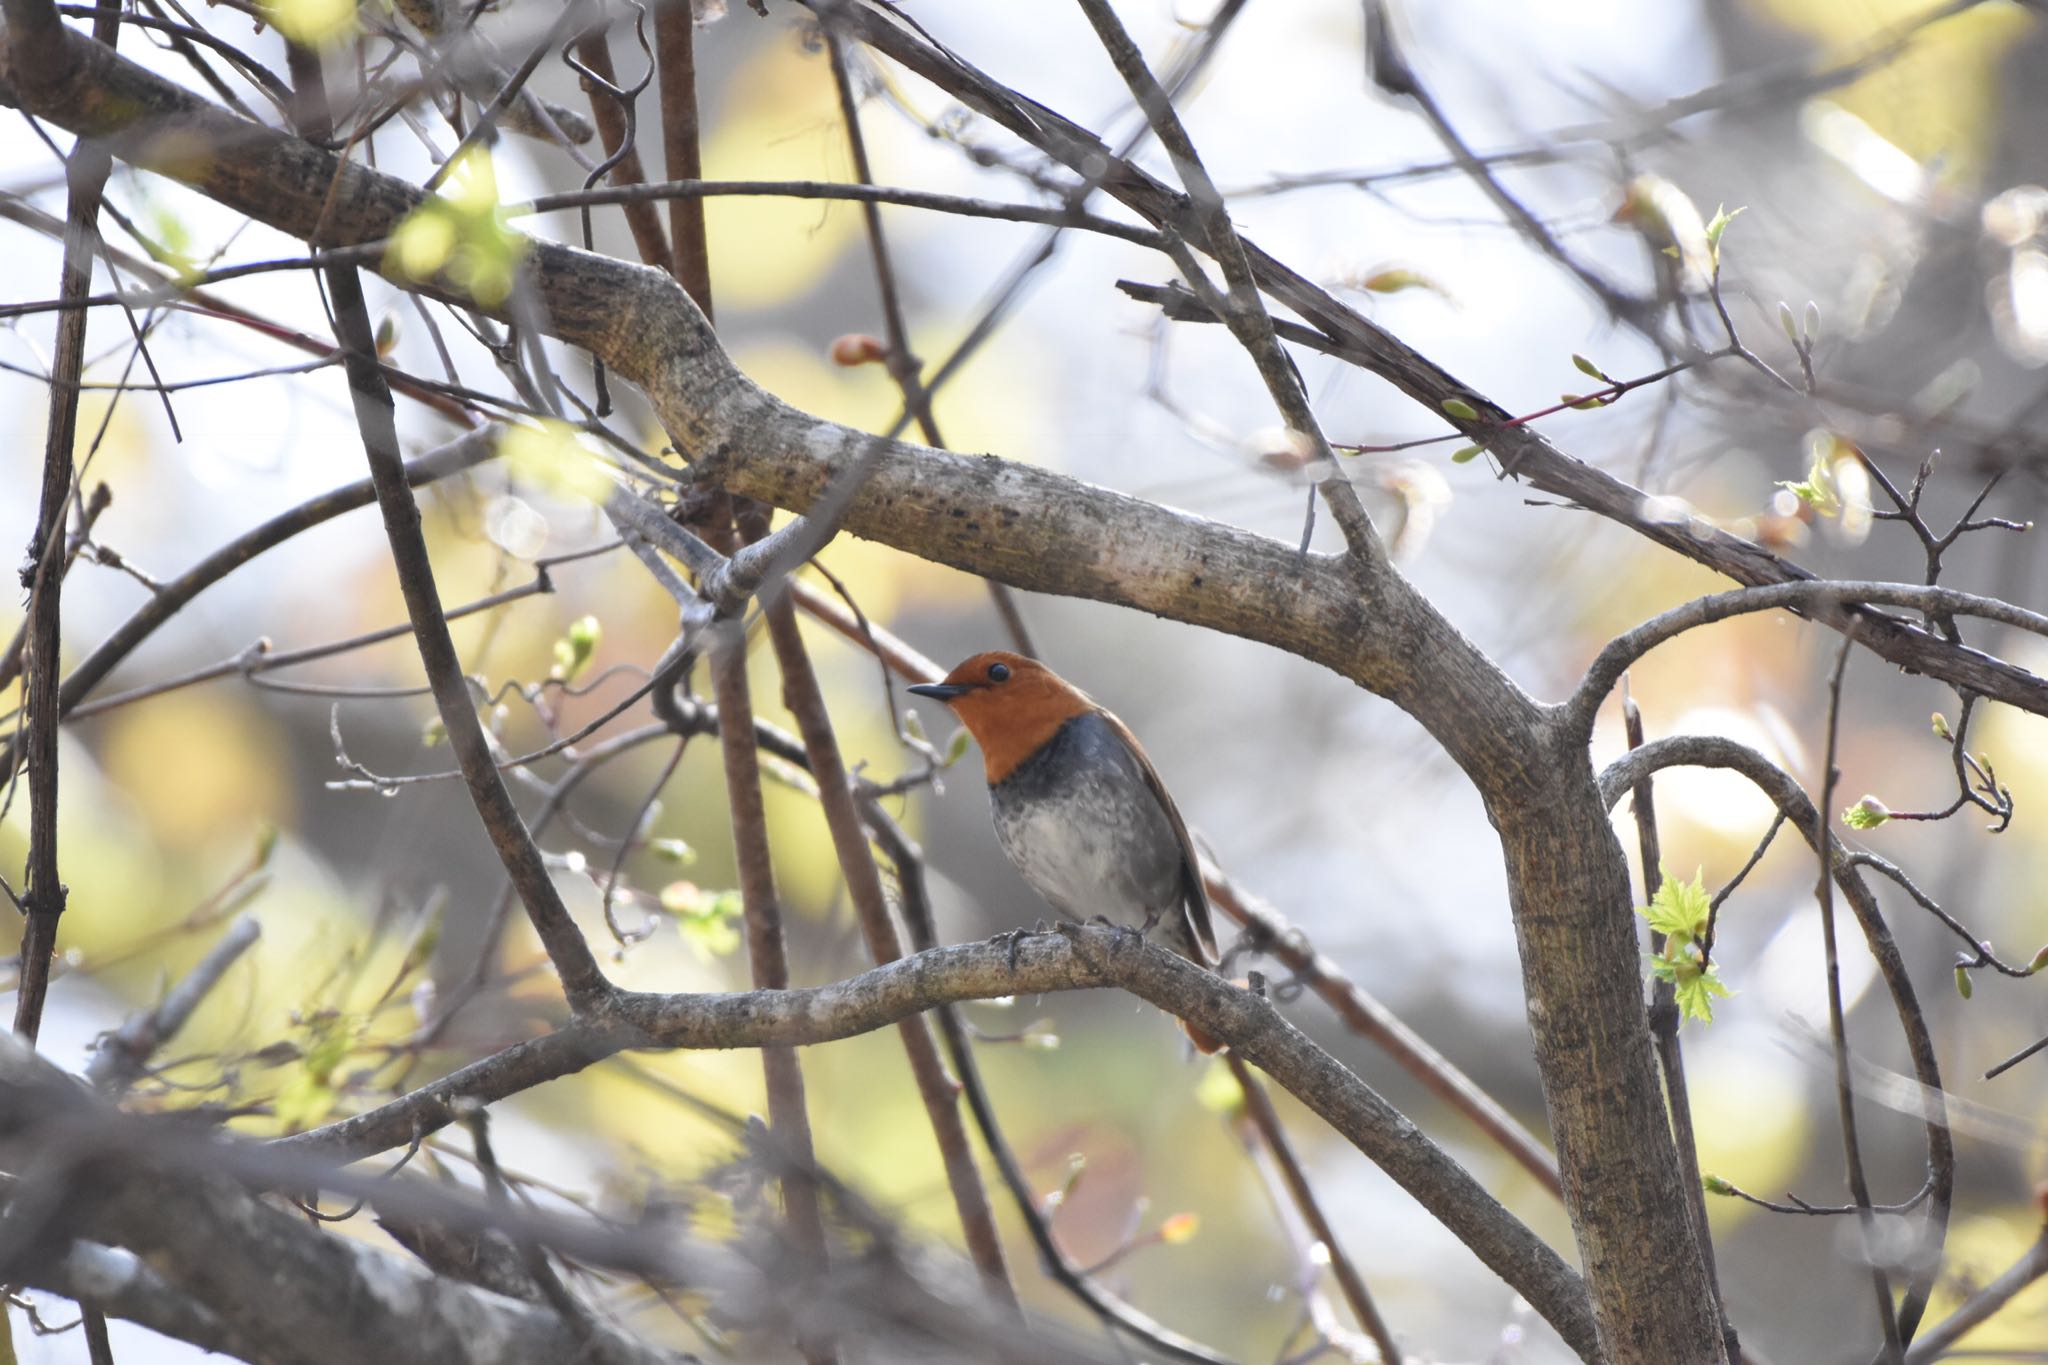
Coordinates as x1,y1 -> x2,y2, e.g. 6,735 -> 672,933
907,682 -> 973,701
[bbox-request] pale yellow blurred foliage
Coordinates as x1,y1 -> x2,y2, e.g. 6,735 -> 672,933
574,1047 -> 770,1163
260,0 -> 358,48
1588,548 -> 1817,860
787,1033 -> 962,1217
11,389 -> 154,523
339,484 -> 545,675
1976,641 -> 2048,812
249,895 -> 449,1135
1743,0 -> 2028,185
701,41 -> 859,307
1974,641 -> 2048,951
1687,1044 -> 1812,1234
0,734 -> 171,957
99,688 -> 294,850
1921,1211 -> 2048,1356
0,603 -> 19,716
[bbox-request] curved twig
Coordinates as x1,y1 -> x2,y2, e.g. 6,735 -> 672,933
1598,735 -> 1953,1346
1571,581 -> 2048,735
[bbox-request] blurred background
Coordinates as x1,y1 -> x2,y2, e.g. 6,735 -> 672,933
5,0 -> 2048,1359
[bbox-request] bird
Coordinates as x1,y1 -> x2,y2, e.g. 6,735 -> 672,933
908,652 -> 1221,1040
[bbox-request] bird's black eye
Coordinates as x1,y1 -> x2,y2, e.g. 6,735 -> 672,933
987,662 -> 1011,683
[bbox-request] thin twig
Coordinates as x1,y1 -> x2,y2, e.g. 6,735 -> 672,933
1226,1052 -> 1401,1363
309,98 -> 609,1012
1902,1221 -> 2048,1364
762,596 -> 1014,1303
1622,688 -> 1729,1352
87,916 -> 262,1097
862,808 -> 1237,1365
520,178 -> 1167,251
1600,734 -> 1950,1348
705,517 -> 836,1364
1069,0 -> 1378,560
1818,638 -> 1905,1362
13,0 -> 121,1042
819,29 -> 1036,657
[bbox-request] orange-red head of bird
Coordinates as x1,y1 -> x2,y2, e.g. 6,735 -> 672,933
906,651 -> 1096,784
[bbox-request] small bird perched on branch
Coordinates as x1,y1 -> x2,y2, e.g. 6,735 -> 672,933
909,652 -> 1221,1048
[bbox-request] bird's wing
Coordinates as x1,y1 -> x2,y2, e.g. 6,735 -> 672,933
1098,709 -> 1219,967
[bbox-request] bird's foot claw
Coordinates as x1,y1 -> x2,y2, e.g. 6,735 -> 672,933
1075,916 -> 1142,953
991,924 -> 1046,973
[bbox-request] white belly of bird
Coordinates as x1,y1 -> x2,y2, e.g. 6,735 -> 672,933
992,777 -> 1178,925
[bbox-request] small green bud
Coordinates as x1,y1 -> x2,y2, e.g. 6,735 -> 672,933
1842,795 -> 1891,830
551,615 -> 601,681
2028,944 -> 2048,973
1703,203 -> 1745,251
1701,1173 -> 1735,1196
1931,712 -> 1952,741
944,728 -> 972,766
1778,302 -> 1800,344
1954,965 -> 1973,999
650,838 -> 696,865
1802,300 -> 1821,344
1440,397 -> 1479,421
1572,353 -> 1603,378
1450,444 -> 1484,464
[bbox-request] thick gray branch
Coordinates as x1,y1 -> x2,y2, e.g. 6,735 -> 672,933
270,929 -> 1597,1358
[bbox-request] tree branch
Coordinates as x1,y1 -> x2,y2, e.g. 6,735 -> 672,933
275,928 -> 1598,1357
1598,736 -> 1954,1346
1571,581 -> 2048,735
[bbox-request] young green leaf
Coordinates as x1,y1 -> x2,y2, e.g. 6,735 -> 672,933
1703,203 -> 1746,252
1674,966 -> 1733,1023
1440,397 -> 1479,421
1776,440 -> 1843,518
1640,867 -> 1712,943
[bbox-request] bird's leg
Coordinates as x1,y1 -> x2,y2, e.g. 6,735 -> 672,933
1088,914 -> 1144,954
990,920 -> 1052,974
